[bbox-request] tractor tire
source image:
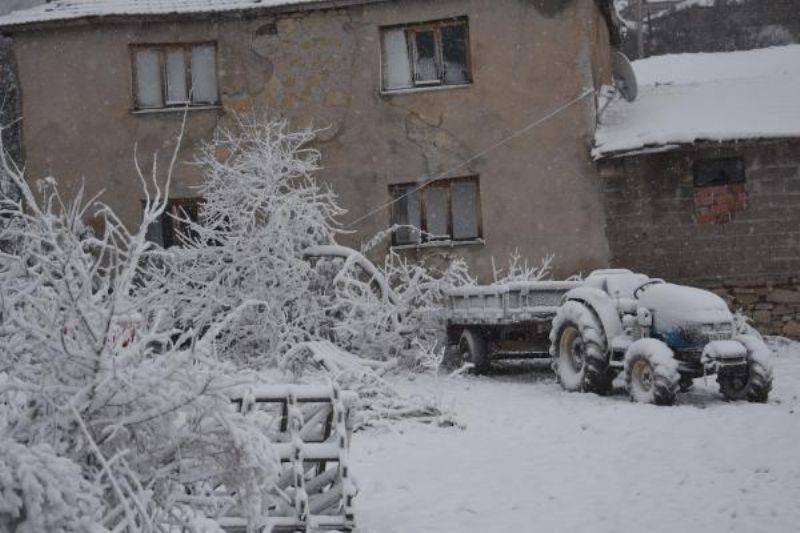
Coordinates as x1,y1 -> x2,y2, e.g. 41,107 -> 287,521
458,329 -> 490,374
679,376 -> 694,392
718,335 -> 773,403
624,339 -> 680,406
549,301 -> 611,394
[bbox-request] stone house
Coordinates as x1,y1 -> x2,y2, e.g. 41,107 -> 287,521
0,0 -> 619,282
594,45 -> 800,337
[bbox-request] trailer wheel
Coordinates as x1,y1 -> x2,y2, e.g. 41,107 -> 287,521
624,339 -> 679,406
718,335 -> 773,403
549,301 -> 610,394
458,330 -> 490,374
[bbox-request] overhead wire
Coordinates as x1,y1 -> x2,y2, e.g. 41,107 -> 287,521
345,87 -> 596,228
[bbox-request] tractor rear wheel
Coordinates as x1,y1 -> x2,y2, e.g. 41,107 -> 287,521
549,301 -> 610,394
458,329 -> 490,374
624,339 -> 680,406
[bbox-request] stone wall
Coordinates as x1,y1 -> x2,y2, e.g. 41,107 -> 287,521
599,139 -> 800,337
712,283 -> 800,338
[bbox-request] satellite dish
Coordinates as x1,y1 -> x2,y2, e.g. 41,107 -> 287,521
612,51 -> 638,102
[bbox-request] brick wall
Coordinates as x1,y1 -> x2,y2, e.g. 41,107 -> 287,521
600,139 -> 800,337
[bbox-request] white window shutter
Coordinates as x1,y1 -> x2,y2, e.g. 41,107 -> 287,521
191,45 -> 219,104
426,187 -> 449,239
135,49 -> 163,108
452,180 -> 479,239
382,29 -> 412,91
165,49 -> 188,104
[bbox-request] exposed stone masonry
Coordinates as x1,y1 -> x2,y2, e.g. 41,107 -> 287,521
712,283 -> 800,338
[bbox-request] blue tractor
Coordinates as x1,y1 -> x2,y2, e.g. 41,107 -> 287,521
549,270 -> 773,405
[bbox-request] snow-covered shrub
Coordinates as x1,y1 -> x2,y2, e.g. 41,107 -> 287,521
0,141 -> 280,531
156,116 -> 343,368
160,115 -> 474,371
0,440 -> 104,533
491,250 -> 554,284
308,246 -> 474,368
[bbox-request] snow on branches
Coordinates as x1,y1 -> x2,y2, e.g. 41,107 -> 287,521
0,130 -> 279,531
0,113 -> 553,528
161,115 -> 473,370
156,116 -> 345,367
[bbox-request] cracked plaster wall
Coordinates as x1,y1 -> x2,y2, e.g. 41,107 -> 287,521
10,0 -> 613,280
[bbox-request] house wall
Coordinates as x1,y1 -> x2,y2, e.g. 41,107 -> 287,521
600,140 -> 800,336
9,0 -> 613,282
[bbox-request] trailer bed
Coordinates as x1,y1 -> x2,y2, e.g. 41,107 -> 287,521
445,280 -> 582,326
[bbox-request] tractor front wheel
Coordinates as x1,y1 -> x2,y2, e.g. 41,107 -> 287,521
718,335 -> 773,403
624,339 -> 680,406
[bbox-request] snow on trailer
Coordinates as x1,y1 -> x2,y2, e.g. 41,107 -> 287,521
444,280 -> 582,373
446,269 -> 774,405
445,280 -> 582,325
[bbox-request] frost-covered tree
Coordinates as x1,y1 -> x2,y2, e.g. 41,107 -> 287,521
159,115 -> 473,370
0,135 -> 280,531
154,117 -> 344,368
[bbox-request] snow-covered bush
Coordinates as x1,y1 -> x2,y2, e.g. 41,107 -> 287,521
155,116 -> 343,368
491,250 -> 554,284
159,115 -> 473,371
0,440 -> 104,533
0,140 -> 280,531
307,246 -> 474,367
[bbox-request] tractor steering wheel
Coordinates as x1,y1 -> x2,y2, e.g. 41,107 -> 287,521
633,279 -> 664,299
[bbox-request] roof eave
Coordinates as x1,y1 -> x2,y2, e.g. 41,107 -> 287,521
593,136 -> 800,161
0,0 -> 393,34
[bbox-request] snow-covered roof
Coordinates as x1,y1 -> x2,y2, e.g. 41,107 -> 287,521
0,0 -> 356,28
593,45 -> 800,158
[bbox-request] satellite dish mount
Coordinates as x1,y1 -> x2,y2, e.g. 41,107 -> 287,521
612,51 -> 638,102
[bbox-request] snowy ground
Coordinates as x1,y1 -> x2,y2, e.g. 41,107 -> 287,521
352,339 -> 800,533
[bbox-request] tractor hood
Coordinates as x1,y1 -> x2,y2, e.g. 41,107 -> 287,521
637,283 -> 734,333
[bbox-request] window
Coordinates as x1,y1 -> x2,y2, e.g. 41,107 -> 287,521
693,158 -> 746,187
389,177 -> 481,246
132,43 -> 219,110
381,18 -> 471,92
145,198 -> 203,248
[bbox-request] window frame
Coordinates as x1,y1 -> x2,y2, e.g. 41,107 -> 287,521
692,157 -> 746,188
380,17 -> 473,94
130,42 -> 220,112
145,197 -> 204,248
389,175 -> 482,247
